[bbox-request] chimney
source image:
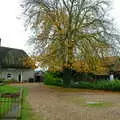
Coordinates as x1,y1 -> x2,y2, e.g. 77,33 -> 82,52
0,38 -> 1,46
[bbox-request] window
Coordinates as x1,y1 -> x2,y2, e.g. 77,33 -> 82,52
7,73 -> 12,79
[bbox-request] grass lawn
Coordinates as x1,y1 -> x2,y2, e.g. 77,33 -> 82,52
0,85 -> 20,93
0,85 -> 20,117
0,85 -> 39,120
0,98 -> 13,117
85,102 -> 112,107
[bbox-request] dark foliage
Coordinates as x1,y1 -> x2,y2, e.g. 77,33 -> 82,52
72,80 -> 120,91
44,71 -> 62,86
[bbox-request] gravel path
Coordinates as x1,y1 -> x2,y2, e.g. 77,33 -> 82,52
12,83 -> 120,120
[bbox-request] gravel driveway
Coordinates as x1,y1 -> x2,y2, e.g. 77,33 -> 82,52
13,83 -> 120,120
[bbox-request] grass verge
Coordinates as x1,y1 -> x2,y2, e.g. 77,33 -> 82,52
21,87 -> 41,120
84,102 -> 113,107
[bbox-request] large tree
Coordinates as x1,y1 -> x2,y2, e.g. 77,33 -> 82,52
23,0 -> 119,87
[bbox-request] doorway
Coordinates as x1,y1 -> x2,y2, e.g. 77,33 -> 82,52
18,74 -> 21,82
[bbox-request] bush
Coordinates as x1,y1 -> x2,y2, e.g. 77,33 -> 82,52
3,79 -> 17,84
44,72 -> 62,86
28,78 -> 34,82
72,80 -> 120,91
0,78 -> 4,83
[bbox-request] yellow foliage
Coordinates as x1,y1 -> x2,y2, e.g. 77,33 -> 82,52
23,57 -> 36,69
72,59 -> 109,75
72,61 -> 90,72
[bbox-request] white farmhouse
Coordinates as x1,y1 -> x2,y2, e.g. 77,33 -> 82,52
0,45 -> 34,82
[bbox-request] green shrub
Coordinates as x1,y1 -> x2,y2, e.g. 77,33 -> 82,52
0,78 -> 4,83
44,72 -> 62,86
3,79 -> 17,84
72,80 -> 120,91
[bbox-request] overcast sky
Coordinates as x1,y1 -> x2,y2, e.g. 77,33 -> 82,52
0,0 -> 29,52
0,0 -> 120,54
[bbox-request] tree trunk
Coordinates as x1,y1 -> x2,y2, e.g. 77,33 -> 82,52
62,68 -> 72,88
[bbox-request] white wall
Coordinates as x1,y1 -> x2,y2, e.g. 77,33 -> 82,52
22,70 -> 34,82
0,68 -> 34,82
0,69 -> 19,81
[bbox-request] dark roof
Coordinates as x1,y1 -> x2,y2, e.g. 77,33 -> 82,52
0,47 -> 29,69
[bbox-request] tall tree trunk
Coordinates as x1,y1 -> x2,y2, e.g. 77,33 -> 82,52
63,67 -> 72,88
62,40 -> 74,88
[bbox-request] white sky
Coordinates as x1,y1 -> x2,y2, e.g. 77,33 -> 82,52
111,0 -> 120,29
0,0 -> 120,54
0,0 -> 29,52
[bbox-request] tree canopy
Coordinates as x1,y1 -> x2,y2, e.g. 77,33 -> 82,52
23,0 -> 120,87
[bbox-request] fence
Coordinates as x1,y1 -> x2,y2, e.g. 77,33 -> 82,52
0,88 -> 23,119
